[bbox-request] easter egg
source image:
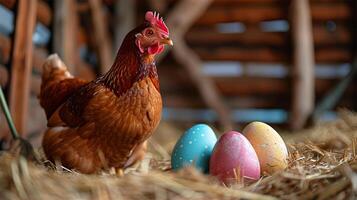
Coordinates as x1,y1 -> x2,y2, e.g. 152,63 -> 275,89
171,124 -> 217,173
210,131 -> 260,183
243,121 -> 288,175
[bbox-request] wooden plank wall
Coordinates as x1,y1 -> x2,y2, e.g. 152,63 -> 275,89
8,0 -> 38,135
158,0 -> 356,128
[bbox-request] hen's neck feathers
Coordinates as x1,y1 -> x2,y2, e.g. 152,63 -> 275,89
100,27 -> 160,96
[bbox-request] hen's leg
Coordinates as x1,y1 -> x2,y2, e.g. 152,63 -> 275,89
124,140 -> 148,168
115,168 -> 124,177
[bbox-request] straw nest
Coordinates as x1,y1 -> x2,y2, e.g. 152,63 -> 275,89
0,110 -> 356,200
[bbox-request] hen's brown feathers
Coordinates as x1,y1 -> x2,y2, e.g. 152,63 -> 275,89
42,77 -> 162,173
58,82 -> 98,127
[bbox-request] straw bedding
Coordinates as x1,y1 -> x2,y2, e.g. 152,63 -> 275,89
0,110 -> 356,200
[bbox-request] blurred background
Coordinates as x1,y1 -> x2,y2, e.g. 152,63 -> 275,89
0,0 -> 356,148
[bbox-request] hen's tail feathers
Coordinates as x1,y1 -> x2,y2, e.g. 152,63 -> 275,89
39,54 -> 87,120
41,54 -> 72,88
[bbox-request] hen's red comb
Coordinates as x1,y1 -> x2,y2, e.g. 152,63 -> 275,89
145,11 -> 169,37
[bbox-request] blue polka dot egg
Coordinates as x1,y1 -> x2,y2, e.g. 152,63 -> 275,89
171,124 -> 217,173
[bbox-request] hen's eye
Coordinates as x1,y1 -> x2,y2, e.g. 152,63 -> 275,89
145,29 -> 154,36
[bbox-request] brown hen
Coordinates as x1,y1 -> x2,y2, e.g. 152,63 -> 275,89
40,11 -> 172,173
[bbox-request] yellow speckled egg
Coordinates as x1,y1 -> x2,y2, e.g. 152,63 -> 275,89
242,122 -> 288,175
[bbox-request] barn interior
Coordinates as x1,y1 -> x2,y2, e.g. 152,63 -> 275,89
0,0 -> 356,199
0,0 -> 355,147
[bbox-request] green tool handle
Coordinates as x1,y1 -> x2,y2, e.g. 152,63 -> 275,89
0,87 -> 20,139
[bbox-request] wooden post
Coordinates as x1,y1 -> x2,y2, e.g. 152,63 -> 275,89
114,0 -> 135,51
89,0 -> 113,74
9,0 -> 37,135
165,0 -> 233,131
290,0 -> 315,130
53,0 -> 78,73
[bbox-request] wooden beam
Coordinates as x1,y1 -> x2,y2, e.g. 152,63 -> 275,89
193,46 -> 351,63
165,0 -> 234,131
89,0 -> 113,74
187,25 -> 351,47
214,77 -> 289,96
313,25 -> 351,46
9,0 -> 37,135
53,0 -> 78,73
290,0 -> 315,130
315,47 -> 352,63
195,3 -> 351,25
311,3 -> 351,21
187,30 -> 287,46
196,6 -> 286,25
163,94 -> 290,109
217,77 -> 356,97
194,47 -> 287,62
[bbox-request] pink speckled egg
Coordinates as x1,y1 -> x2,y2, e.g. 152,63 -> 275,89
209,131 -> 260,183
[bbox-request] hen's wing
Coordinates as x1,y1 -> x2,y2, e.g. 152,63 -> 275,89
57,82 -> 98,128
40,78 -> 88,119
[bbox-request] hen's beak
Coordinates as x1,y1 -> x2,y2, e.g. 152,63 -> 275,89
161,37 -> 173,46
